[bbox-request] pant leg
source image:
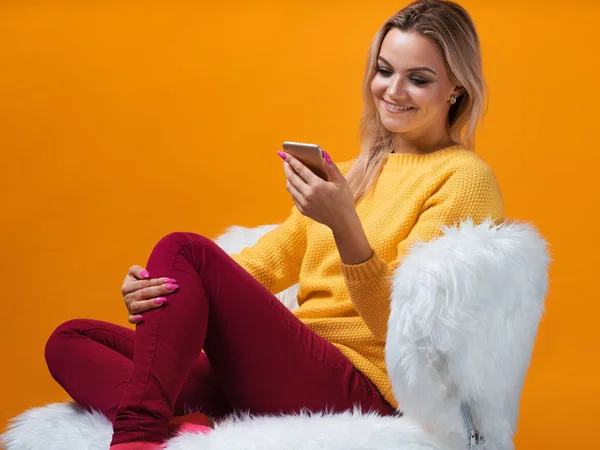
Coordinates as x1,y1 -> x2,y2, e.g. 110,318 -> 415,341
44,319 -> 232,424
112,232 -> 395,444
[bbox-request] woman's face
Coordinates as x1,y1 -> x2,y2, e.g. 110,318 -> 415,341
370,28 -> 461,137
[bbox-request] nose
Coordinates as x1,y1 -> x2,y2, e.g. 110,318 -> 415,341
387,75 -> 407,100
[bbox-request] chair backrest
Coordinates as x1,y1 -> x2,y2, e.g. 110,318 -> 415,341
386,219 -> 550,450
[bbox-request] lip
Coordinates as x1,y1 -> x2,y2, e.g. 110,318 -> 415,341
383,99 -> 415,114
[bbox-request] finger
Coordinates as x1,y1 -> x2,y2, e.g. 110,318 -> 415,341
290,195 -> 305,215
128,265 -> 150,280
281,152 -> 320,186
321,150 -> 342,182
283,162 -> 311,197
129,314 -> 143,324
286,180 -> 306,212
129,297 -> 168,315
121,276 -> 177,296
127,282 -> 179,301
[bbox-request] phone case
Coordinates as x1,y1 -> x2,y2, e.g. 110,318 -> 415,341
282,141 -> 329,181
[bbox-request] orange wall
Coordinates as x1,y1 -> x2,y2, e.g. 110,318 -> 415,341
1,1 -> 598,448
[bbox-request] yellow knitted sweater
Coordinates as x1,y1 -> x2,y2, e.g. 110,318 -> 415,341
230,146 -> 504,409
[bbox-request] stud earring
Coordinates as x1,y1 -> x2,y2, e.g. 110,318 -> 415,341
449,94 -> 457,105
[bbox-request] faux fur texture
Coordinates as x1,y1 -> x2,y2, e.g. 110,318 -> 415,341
386,219 -> 549,450
1,219 -> 549,450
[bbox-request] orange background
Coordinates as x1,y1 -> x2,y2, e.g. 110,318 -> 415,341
1,1 -> 598,448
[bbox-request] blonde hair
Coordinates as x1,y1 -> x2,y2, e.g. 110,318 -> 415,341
347,0 -> 487,202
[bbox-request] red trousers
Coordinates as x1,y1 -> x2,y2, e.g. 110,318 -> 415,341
45,232 -> 396,445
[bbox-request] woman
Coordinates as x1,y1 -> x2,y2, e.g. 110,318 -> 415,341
44,1 -> 503,448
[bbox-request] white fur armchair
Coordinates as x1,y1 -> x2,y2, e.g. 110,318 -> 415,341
1,219 -> 549,450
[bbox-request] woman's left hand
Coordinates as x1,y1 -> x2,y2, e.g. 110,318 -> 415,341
278,150 -> 356,231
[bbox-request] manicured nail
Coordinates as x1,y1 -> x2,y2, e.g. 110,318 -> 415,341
164,278 -> 177,283
322,150 -> 332,164
134,315 -> 143,322
140,270 -> 150,278
154,297 -> 167,304
166,284 -> 179,290
277,151 -> 286,160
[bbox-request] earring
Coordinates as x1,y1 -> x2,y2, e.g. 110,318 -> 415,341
449,94 -> 457,105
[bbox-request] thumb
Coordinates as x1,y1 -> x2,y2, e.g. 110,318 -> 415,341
322,151 -> 343,182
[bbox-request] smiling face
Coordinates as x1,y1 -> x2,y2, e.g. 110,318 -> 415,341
371,28 -> 462,144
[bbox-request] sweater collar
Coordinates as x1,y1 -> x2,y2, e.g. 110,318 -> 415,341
382,145 -> 468,170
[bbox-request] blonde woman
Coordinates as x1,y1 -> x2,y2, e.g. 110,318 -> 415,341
44,1 -> 503,448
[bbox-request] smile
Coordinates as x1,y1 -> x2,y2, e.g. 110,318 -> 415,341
383,100 -> 415,113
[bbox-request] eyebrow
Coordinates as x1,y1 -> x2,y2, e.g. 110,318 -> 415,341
377,56 -> 437,76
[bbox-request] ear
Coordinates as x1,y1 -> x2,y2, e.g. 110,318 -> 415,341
453,85 -> 466,99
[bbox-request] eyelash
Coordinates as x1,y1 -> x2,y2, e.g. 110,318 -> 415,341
376,67 -> 429,86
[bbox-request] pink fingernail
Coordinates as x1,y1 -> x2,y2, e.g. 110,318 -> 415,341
164,278 -> 177,283
277,151 -> 286,160
322,151 -> 332,164
140,270 -> 150,278
166,284 -> 179,290
134,315 -> 143,322
154,297 -> 167,304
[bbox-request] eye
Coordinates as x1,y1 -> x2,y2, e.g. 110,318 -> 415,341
410,77 -> 429,86
376,66 -> 393,77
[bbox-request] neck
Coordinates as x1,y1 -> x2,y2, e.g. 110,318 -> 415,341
391,126 -> 454,155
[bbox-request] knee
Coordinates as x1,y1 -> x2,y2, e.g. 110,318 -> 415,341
154,232 -> 219,254
44,319 -> 86,374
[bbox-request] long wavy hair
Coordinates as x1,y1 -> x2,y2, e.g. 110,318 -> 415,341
346,0 -> 487,202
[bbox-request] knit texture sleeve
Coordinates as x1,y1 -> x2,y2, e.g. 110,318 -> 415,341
341,161 -> 504,342
230,205 -> 308,294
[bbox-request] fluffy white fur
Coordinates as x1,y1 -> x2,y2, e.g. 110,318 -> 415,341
1,219 -> 549,450
387,219 -> 549,450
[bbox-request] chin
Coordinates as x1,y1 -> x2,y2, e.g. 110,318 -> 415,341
377,109 -> 419,134
379,116 -> 413,133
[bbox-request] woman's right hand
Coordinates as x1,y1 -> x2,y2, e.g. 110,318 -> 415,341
122,265 -> 180,324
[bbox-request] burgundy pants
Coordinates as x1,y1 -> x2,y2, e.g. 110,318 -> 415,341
45,232 -> 396,445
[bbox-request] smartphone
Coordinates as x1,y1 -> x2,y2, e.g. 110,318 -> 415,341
282,141 -> 329,181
